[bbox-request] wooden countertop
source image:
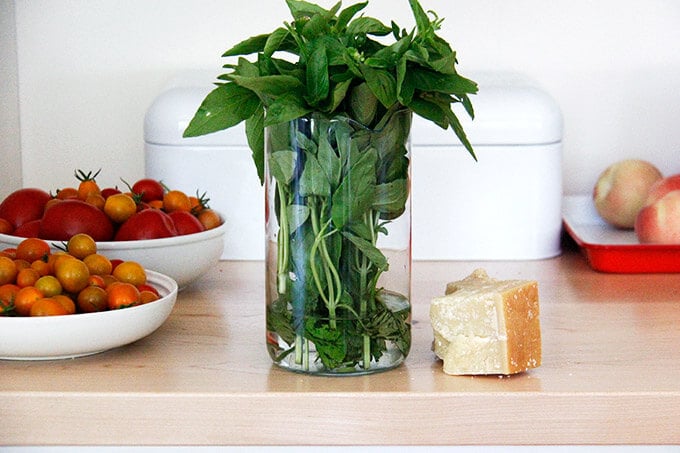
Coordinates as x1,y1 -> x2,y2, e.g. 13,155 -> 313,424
3,244 -> 680,446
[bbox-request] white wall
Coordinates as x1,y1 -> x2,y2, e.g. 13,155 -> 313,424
3,0 -> 680,197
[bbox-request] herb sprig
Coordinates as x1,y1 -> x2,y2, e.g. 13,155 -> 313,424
184,0 -> 477,183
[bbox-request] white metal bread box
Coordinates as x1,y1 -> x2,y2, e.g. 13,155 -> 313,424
144,72 -> 562,260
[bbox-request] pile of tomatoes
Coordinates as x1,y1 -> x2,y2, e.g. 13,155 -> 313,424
0,234 -> 161,317
0,170 -> 222,241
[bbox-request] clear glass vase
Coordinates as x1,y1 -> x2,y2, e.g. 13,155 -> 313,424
264,109 -> 412,375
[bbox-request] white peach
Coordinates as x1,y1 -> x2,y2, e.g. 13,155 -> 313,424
634,190 -> 680,244
643,174 -> 680,207
593,159 -> 663,229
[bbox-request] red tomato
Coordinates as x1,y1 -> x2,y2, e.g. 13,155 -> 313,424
100,187 -> 121,199
132,179 -> 164,203
39,199 -> 114,241
0,188 -> 51,229
168,211 -> 205,235
114,209 -> 177,240
12,219 -> 41,238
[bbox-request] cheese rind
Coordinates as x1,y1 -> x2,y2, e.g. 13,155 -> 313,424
430,268 -> 541,375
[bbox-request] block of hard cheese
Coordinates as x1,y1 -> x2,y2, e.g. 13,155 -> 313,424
430,268 -> 541,375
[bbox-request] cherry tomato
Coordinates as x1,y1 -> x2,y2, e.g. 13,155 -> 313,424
84,193 -> 106,210
114,209 -> 177,240
76,285 -> 108,313
54,258 -> 90,294
34,275 -> 63,297
163,190 -> 191,213
55,187 -> 79,200
16,267 -> 40,288
14,286 -> 44,316
104,193 -> 137,224
139,290 -> 159,304
75,169 -> 102,201
15,237 -> 50,263
169,210 -> 205,235
136,283 -> 159,297
131,178 -> 164,203
83,253 -> 112,276
39,199 -> 114,241
112,261 -> 146,286
29,297 -> 69,316
53,294 -> 76,314
197,209 -> 222,230
106,281 -> 140,310
0,188 -> 51,229
0,256 -> 18,286
100,187 -> 121,199
0,283 -> 20,315
67,233 -> 97,259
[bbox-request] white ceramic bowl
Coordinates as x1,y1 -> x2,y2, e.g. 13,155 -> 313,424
0,221 -> 226,289
0,270 -> 178,360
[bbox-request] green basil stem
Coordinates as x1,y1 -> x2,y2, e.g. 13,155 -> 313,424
309,198 -> 341,330
276,183 -> 289,295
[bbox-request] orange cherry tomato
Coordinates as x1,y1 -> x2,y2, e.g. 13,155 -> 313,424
52,294 -> 76,314
14,286 -> 44,316
0,256 -> 17,285
15,237 -> 50,263
16,267 -> 40,288
112,261 -> 146,286
139,290 -> 159,304
163,190 -> 191,213
34,275 -> 63,297
56,187 -> 79,200
83,254 -> 112,276
106,281 -> 141,310
0,283 -> 20,315
197,209 -> 222,230
29,297 -> 70,316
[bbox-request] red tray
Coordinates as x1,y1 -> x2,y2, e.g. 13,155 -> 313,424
562,195 -> 680,273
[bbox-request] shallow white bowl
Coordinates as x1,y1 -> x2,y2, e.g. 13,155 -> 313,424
0,270 -> 178,360
0,221 -> 225,289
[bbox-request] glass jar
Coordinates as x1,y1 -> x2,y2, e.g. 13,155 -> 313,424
264,109 -> 412,375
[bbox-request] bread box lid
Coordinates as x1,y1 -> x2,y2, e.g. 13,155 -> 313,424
144,85 -> 247,147
412,71 -> 563,146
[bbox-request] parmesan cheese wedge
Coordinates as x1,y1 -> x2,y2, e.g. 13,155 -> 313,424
430,268 -> 541,375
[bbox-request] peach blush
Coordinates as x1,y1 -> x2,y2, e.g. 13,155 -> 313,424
644,174 -> 680,207
593,159 -> 663,229
635,190 -> 680,244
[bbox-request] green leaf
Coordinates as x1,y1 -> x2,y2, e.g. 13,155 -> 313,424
341,231 -> 388,272
443,107 -> 477,160
373,179 -> 409,216
348,82 -> 378,126
183,84 -> 260,137
407,68 -> 478,96
335,1 -> 368,33
245,105 -> 265,184
316,128 -> 342,188
268,150 -> 297,184
408,0 -> 430,35
304,318 -> 346,369
305,40 -> 330,106
299,153 -> 331,197
264,93 -> 312,126
230,74 -> 304,99
346,17 -> 392,36
286,0 -> 331,20
361,65 -> 397,108
287,204 -> 311,233
222,34 -> 269,57
409,97 -> 448,129
331,147 -> 377,229
264,27 -> 292,57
